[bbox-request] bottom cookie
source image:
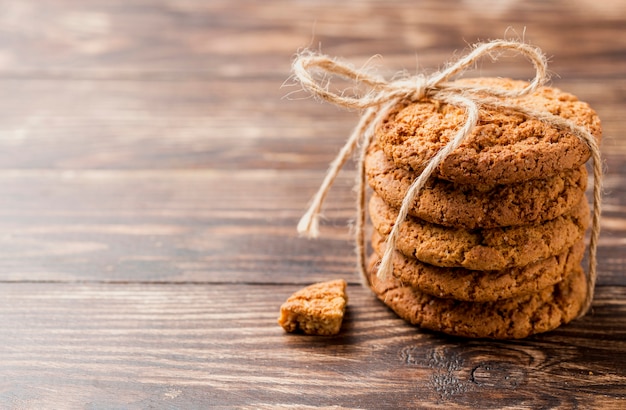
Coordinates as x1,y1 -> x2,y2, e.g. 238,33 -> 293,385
367,255 -> 587,339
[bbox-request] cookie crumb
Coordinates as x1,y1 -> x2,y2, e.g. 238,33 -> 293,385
278,279 -> 348,336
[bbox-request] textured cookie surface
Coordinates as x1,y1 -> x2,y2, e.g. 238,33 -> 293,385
369,194 -> 590,270
365,142 -> 588,229
371,232 -> 585,302
367,255 -> 587,339
278,279 -> 347,336
376,77 -> 602,186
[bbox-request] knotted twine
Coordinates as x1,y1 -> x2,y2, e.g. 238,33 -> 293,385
292,40 -> 602,317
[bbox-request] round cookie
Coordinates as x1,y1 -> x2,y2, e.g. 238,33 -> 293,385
366,254 -> 588,339
369,193 -> 590,271
365,142 -> 588,229
371,231 -> 585,302
376,77 -> 602,187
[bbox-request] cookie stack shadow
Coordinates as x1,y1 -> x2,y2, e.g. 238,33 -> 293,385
364,78 -> 602,339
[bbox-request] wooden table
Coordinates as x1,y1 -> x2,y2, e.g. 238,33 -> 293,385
1,1 -> 625,408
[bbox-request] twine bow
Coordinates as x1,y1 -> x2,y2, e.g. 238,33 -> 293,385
292,40 -> 602,317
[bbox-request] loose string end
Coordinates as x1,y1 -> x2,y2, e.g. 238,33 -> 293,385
376,239 -> 395,280
297,207 -> 321,238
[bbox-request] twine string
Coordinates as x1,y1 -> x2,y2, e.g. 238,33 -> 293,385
292,40 -> 601,317
375,92 -> 480,282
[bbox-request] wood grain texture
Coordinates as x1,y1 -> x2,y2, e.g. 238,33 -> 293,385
0,283 -> 624,409
0,0 -> 624,408
0,0 -> 624,79
0,78 -> 622,172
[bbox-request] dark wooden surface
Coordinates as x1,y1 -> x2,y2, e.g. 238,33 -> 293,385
0,1 -> 625,408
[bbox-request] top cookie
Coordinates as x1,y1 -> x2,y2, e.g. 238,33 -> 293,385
377,78 -> 602,186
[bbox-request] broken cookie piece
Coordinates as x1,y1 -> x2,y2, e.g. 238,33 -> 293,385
278,279 -> 348,336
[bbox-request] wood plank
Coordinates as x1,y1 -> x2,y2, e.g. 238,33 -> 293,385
0,0 -> 623,79
0,169 -> 356,283
0,282 -> 623,408
0,78 -> 355,171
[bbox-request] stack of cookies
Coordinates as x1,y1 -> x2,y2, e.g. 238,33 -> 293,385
365,78 -> 602,339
